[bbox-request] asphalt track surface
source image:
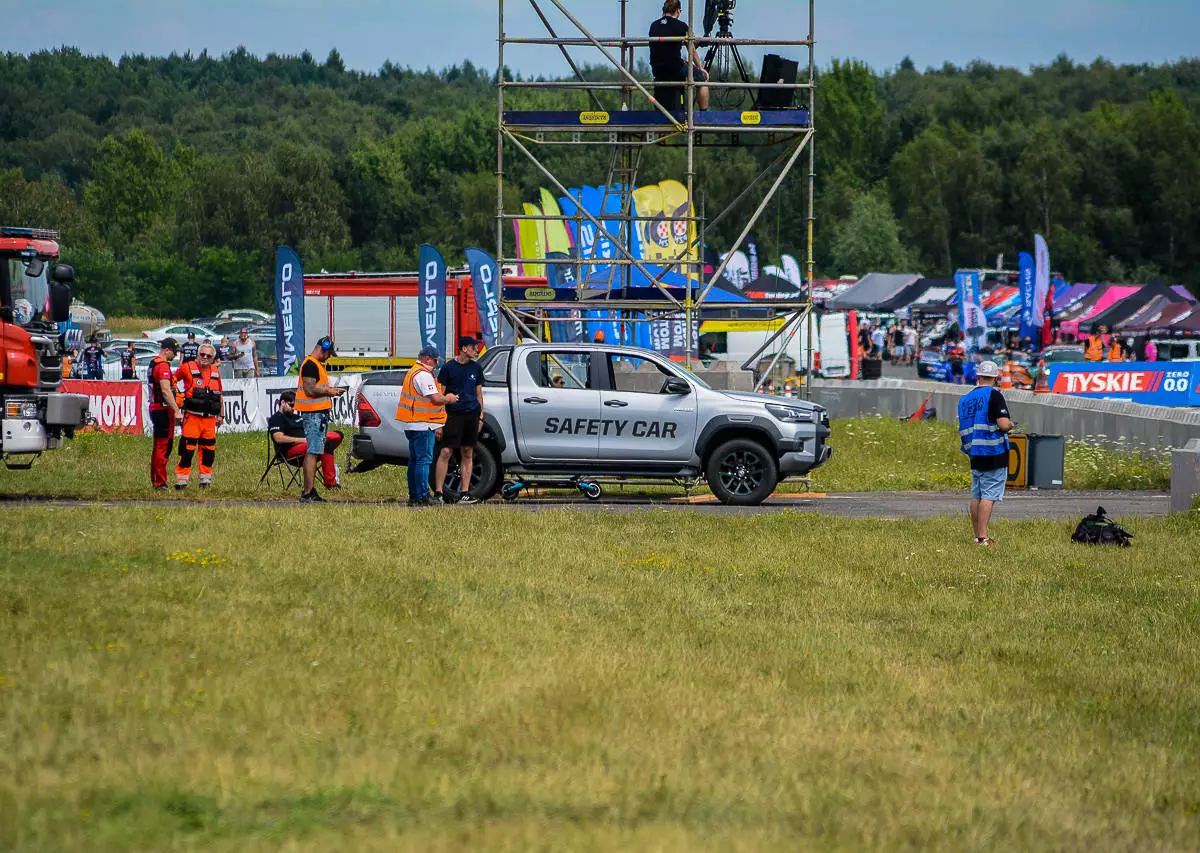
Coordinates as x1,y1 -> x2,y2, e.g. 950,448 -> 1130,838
1,490 -> 1170,519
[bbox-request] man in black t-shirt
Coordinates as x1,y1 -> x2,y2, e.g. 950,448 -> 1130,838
180,332 -> 200,364
81,336 -> 105,380
267,390 -> 343,488
434,336 -> 485,504
649,0 -> 709,110
957,360 -> 1014,546
119,341 -> 138,380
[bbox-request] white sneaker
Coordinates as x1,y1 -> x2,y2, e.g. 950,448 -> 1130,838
457,494 -> 479,505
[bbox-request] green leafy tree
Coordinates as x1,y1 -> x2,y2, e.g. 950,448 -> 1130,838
829,188 -> 917,275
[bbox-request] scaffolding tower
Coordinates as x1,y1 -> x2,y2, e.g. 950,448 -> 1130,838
497,0 -> 816,392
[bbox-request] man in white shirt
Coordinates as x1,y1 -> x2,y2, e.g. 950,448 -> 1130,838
231,328 -> 259,378
870,326 -> 885,358
904,324 -> 918,365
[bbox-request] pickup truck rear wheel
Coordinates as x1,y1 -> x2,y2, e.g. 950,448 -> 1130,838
704,438 -> 778,506
433,441 -> 501,502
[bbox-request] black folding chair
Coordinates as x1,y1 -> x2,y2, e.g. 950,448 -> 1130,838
259,431 -> 303,490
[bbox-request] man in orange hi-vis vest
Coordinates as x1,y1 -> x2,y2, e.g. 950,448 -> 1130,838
396,345 -> 459,506
295,336 -> 347,503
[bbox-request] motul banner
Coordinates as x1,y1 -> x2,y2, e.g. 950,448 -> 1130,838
62,380 -> 143,434
1048,362 -> 1200,407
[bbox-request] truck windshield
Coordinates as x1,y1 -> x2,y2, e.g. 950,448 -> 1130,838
6,258 -> 50,327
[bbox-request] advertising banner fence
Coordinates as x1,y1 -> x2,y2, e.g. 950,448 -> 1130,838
66,375 -> 363,436
1047,362 -> 1200,407
62,380 -> 144,434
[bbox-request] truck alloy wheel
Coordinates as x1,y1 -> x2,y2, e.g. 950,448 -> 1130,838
705,438 -> 778,506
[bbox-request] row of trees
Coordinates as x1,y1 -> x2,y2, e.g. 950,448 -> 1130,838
0,48 -> 1197,315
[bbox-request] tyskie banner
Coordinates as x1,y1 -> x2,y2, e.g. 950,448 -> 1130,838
418,244 -> 447,357
274,246 -> 304,376
1048,362 -> 1200,407
465,247 -> 501,348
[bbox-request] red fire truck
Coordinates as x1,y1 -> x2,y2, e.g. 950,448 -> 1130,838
303,271 -> 535,370
0,227 -> 89,467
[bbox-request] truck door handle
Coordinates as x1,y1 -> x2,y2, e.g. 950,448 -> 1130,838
604,400 -> 629,408
523,396 -> 548,404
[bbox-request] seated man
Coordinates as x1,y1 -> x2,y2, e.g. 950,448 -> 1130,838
267,389 -> 343,488
649,0 -> 709,111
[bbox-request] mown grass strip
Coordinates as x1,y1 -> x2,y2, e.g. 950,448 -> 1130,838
2,506 -> 1198,850
0,417 -> 1171,503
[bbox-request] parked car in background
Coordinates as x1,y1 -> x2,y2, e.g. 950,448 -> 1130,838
218,308 -> 272,324
139,322 -> 217,341
191,317 -> 222,327
1039,345 -> 1087,364
100,349 -> 159,381
103,338 -> 159,355
209,320 -> 249,336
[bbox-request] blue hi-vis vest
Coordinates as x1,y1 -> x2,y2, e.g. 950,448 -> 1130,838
957,386 -> 1008,458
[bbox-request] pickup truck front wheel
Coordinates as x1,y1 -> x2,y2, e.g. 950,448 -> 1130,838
705,438 -> 778,506
432,441 -> 501,502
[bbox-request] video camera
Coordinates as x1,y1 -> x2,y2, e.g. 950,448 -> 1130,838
703,0 -> 737,38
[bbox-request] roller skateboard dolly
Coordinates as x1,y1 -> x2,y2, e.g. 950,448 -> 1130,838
501,476 -> 603,502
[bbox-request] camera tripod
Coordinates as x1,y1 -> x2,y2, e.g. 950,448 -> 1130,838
702,5 -> 752,109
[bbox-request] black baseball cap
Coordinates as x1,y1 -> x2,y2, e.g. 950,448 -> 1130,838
459,335 -> 480,349
160,337 -> 180,352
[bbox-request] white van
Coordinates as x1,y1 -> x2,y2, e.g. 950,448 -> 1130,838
1150,339 -> 1200,362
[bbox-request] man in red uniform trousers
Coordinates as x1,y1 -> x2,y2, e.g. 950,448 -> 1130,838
147,338 -> 183,490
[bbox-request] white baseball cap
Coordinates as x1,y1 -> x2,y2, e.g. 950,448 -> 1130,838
976,360 -> 999,378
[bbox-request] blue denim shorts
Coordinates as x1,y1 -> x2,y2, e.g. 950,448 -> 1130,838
301,411 -> 328,455
971,467 -> 1007,501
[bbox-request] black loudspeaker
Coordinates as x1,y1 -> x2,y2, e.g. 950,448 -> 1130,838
756,53 -> 798,109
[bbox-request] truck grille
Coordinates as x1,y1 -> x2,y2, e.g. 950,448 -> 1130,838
30,335 -> 64,389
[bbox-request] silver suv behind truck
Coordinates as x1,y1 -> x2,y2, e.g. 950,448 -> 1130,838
352,343 -> 831,505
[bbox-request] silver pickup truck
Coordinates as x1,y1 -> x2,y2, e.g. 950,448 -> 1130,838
351,343 -> 831,505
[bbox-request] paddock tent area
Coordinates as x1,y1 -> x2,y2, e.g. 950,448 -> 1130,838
826,273 -> 923,312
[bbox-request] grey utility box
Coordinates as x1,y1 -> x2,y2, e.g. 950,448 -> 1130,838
1027,433 -> 1065,490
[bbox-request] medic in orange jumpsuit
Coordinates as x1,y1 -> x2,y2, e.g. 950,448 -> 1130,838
173,343 -> 224,489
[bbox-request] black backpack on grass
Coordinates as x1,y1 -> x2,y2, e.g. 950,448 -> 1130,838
1071,506 -> 1134,547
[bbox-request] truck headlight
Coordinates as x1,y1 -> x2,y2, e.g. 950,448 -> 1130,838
766,403 -> 813,423
5,400 -> 39,419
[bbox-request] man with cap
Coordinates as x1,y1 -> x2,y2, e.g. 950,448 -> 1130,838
147,337 -> 183,490
435,336 -> 486,504
180,331 -> 200,364
956,359 -> 1014,545
396,346 -> 458,506
294,336 -> 347,503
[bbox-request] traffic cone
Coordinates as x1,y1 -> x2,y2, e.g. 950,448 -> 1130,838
998,361 -> 1013,390
1033,360 -> 1050,393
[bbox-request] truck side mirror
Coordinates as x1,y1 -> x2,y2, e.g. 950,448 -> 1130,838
664,377 -> 691,395
49,282 -> 72,323
52,264 -> 76,284
24,257 -> 45,278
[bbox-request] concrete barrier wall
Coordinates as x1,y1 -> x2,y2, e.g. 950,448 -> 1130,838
809,378 -> 1200,452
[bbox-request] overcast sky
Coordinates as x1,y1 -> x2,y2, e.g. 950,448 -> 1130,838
3,0 -> 1195,76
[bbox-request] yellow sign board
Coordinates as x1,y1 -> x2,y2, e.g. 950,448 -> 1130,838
1006,433 -> 1028,490
740,111 -> 762,125
579,111 -> 610,125
523,287 -> 556,301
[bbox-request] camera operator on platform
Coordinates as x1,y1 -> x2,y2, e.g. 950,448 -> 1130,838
649,0 -> 709,110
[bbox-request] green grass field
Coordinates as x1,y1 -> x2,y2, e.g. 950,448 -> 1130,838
0,417 -> 1172,502
2,505 -> 1199,851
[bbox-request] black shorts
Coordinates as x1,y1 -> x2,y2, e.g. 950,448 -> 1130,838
441,410 -> 480,449
949,360 -> 964,376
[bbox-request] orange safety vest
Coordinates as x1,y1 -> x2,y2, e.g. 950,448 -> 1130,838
177,361 -> 223,417
295,355 -> 332,412
395,363 -> 447,425
1108,342 -> 1124,362
1084,335 -> 1104,361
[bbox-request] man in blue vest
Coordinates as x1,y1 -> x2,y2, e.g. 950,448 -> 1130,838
957,360 -> 1013,546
